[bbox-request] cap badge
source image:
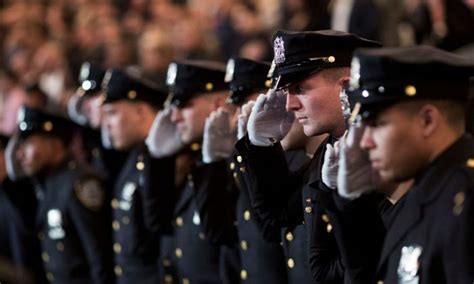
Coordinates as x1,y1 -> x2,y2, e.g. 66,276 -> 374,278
274,36 -> 286,64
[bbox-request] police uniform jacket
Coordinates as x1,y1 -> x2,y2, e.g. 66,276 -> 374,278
172,158 -> 237,284
36,160 -> 113,284
234,135 -> 342,283
111,143 -> 176,283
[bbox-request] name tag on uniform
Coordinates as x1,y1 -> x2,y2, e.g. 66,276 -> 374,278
47,209 -> 65,240
119,182 -> 137,211
397,245 -> 422,284
193,211 -> 201,225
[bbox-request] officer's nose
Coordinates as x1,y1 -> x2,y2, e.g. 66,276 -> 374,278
170,106 -> 182,123
286,93 -> 301,112
359,126 -> 375,151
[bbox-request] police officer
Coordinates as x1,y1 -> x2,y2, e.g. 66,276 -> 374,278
328,46 -> 474,284
68,62 -> 128,181
15,107 -> 113,283
0,134 -> 45,284
148,60 -> 236,283
219,57 -> 289,283
100,69 -> 175,283
234,30 -> 380,283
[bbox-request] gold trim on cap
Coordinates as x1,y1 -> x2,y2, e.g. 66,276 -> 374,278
405,85 -> 417,96
43,121 -> 53,132
128,90 -> 137,99
205,82 -> 214,91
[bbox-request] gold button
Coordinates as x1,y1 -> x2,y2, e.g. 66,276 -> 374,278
183,278 -> 190,284
46,272 -> 54,281
287,258 -> 295,269
175,248 -> 183,258
305,206 -> 312,214
128,90 -> 137,99
233,172 -> 238,179
265,79 -> 272,88
377,281 -> 384,284
467,159 -> 474,168
114,243 -> 122,253
164,274 -> 173,283
405,85 -> 417,96
205,82 -> 214,91
240,240 -> 248,251
229,162 -> 235,170
136,161 -> 145,171
114,265 -> 123,276
43,121 -> 53,131
240,269 -> 248,280
285,231 -> 294,242
176,216 -> 184,227
327,223 -> 333,233
199,232 -> 206,240
454,191 -> 466,206
56,242 -> 64,252
42,252 -> 49,262
190,143 -> 200,151
243,210 -> 251,221
163,259 -> 171,267
122,216 -> 130,224
237,156 -> 243,163
112,221 -> 120,231
111,198 -> 119,209
327,56 -> 336,63
239,167 -> 246,173
321,214 -> 330,223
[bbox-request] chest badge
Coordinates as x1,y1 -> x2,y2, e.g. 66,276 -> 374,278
398,245 -> 422,283
47,209 -> 65,239
120,182 -> 137,211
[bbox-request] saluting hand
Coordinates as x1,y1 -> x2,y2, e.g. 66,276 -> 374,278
202,107 -> 236,164
247,89 -> 295,146
337,123 -> 379,199
146,108 -> 184,158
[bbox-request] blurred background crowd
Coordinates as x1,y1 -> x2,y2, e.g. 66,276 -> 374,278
0,0 -> 473,138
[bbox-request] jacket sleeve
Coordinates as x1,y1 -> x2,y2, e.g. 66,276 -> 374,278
320,183 -> 385,284
192,159 -> 238,245
234,135 -> 304,242
309,185 -> 345,283
141,151 -> 177,233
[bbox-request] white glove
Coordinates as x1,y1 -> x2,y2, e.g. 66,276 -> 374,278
67,94 -> 88,126
5,135 -> 25,180
321,141 -> 340,189
337,123 -> 378,199
202,108 -> 236,163
237,100 -> 255,140
100,126 -> 113,149
145,108 -> 184,158
247,89 -> 295,147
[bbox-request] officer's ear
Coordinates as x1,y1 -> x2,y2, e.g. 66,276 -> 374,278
417,104 -> 441,138
211,91 -> 227,111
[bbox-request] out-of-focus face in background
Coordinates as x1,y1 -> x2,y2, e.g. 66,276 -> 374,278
102,101 -> 145,151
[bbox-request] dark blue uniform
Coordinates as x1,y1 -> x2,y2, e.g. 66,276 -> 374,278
111,143 -> 176,283
234,135 -> 346,283
36,160 -> 113,284
171,159 -> 237,284
0,178 -> 45,283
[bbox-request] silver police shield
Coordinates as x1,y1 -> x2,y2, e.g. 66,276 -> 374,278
47,209 -> 65,239
273,36 -> 286,64
397,245 -> 422,284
